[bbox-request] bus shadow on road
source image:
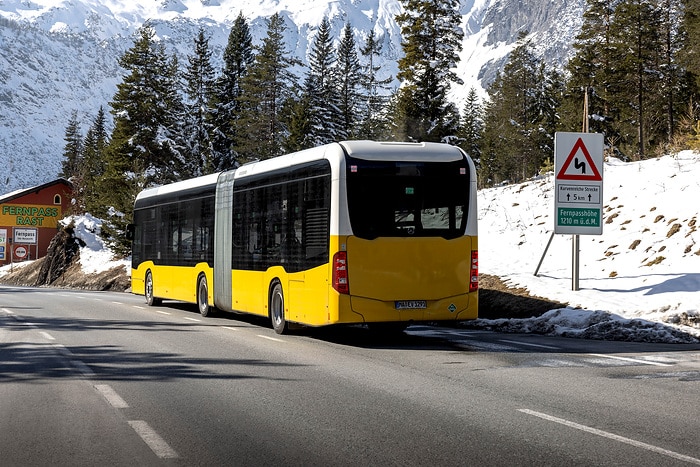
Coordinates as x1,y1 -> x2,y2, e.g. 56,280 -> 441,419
0,314 -> 307,383
297,324 -> 461,351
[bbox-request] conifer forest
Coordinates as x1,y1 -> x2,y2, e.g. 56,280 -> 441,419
58,0 -> 700,253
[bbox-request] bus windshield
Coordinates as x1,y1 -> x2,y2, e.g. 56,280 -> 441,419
345,155 -> 470,240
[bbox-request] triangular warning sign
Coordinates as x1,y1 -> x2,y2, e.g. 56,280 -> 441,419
557,137 -> 602,181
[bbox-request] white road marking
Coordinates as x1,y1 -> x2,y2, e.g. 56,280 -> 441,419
94,384 -> 129,409
184,317 -> 201,322
52,344 -> 71,357
156,310 -> 170,315
454,339 -> 518,352
72,360 -> 95,378
588,353 -> 672,367
222,326 -> 240,331
39,331 -> 55,340
519,409 -> 700,465
128,420 -> 179,459
499,339 -> 560,350
1,308 -> 13,314
258,335 -> 284,342
51,344 -> 95,377
133,306 -> 145,310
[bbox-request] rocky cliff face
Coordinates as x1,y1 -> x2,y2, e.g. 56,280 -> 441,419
476,0 -> 585,86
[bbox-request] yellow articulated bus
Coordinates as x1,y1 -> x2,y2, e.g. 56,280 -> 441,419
131,140 -> 478,333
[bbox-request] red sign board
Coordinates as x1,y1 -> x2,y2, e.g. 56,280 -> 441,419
14,245 -> 28,259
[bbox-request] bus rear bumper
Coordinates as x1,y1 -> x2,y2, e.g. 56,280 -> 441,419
346,293 -> 477,323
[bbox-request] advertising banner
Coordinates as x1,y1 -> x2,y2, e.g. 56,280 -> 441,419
0,204 -> 62,228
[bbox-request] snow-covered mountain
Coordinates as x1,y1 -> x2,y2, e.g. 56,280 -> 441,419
0,0 -> 585,193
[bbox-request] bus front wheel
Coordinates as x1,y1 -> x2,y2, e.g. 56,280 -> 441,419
145,271 -> 161,306
197,275 -> 213,317
269,282 -> 288,335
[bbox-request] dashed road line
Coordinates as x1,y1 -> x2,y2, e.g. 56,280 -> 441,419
222,326 -> 240,332
454,339 -> 519,352
588,353 -> 672,367
184,317 -> 201,322
155,310 -> 170,315
39,331 -> 55,340
499,339 -> 560,350
51,344 -> 95,377
128,421 -> 179,459
258,335 -> 284,342
95,384 -> 129,409
72,360 -> 95,378
519,409 -> 700,465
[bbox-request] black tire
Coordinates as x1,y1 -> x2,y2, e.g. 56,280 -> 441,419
145,271 -> 161,306
197,275 -> 213,317
269,282 -> 288,334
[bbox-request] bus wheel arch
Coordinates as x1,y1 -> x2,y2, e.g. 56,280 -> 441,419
269,280 -> 288,334
197,274 -> 213,317
145,270 -> 162,306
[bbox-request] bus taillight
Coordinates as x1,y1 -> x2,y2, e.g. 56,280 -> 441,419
469,250 -> 479,292
333,251 -> 350,294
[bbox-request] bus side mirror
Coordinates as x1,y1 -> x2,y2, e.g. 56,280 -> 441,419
125,223 -> 135,241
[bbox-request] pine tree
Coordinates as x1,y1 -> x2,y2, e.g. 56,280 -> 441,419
60,110 -> 83,181
335,22 -> 362,140
680,0 -> 700,89
81,107 -> 109,216
458,87 -> 483,182
183,28 -> 217,177
102,23 -> 182,255
284,95 -> 312,152
657,0 -> 689,147
358,28 -> 392,140
211,12 -> 254,170
565,0 -> 697,156
482,35 -> 558,184
235,13 -> 300,161
395,0 -> 464,142
609,0 -> 663,158
304,16 -> 340,147
108,23 -> 182,186
563,0 -> 618,138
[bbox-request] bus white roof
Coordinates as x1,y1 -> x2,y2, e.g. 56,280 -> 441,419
135,141 -> 466,201
233,141 -> 465,180
135,172 -> 221,202
341,141 -> 465,161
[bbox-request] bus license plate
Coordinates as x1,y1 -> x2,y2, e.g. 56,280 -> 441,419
395,300 -> 427,310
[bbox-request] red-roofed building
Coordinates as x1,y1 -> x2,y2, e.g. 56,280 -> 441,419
0,179 -> 73,266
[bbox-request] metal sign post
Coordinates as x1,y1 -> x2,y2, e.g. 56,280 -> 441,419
554,132 -> 604,291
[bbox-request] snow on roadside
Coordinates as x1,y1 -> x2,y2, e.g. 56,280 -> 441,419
474,151 -> 700,343
61,214 -> 131,275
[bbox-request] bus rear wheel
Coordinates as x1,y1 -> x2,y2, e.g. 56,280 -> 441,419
145,271 -> 161,306
197,275 -> 213,317
269,282 -> 288,335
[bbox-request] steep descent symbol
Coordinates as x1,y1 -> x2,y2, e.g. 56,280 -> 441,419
557,137 -> 602,181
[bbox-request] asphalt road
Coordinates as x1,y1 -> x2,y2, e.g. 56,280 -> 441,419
1,285 -> 699,466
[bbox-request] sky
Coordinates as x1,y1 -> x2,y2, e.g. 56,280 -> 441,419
2,149 -> 698,344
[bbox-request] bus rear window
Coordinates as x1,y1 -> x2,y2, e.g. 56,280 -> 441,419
346,156 -> 470,240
